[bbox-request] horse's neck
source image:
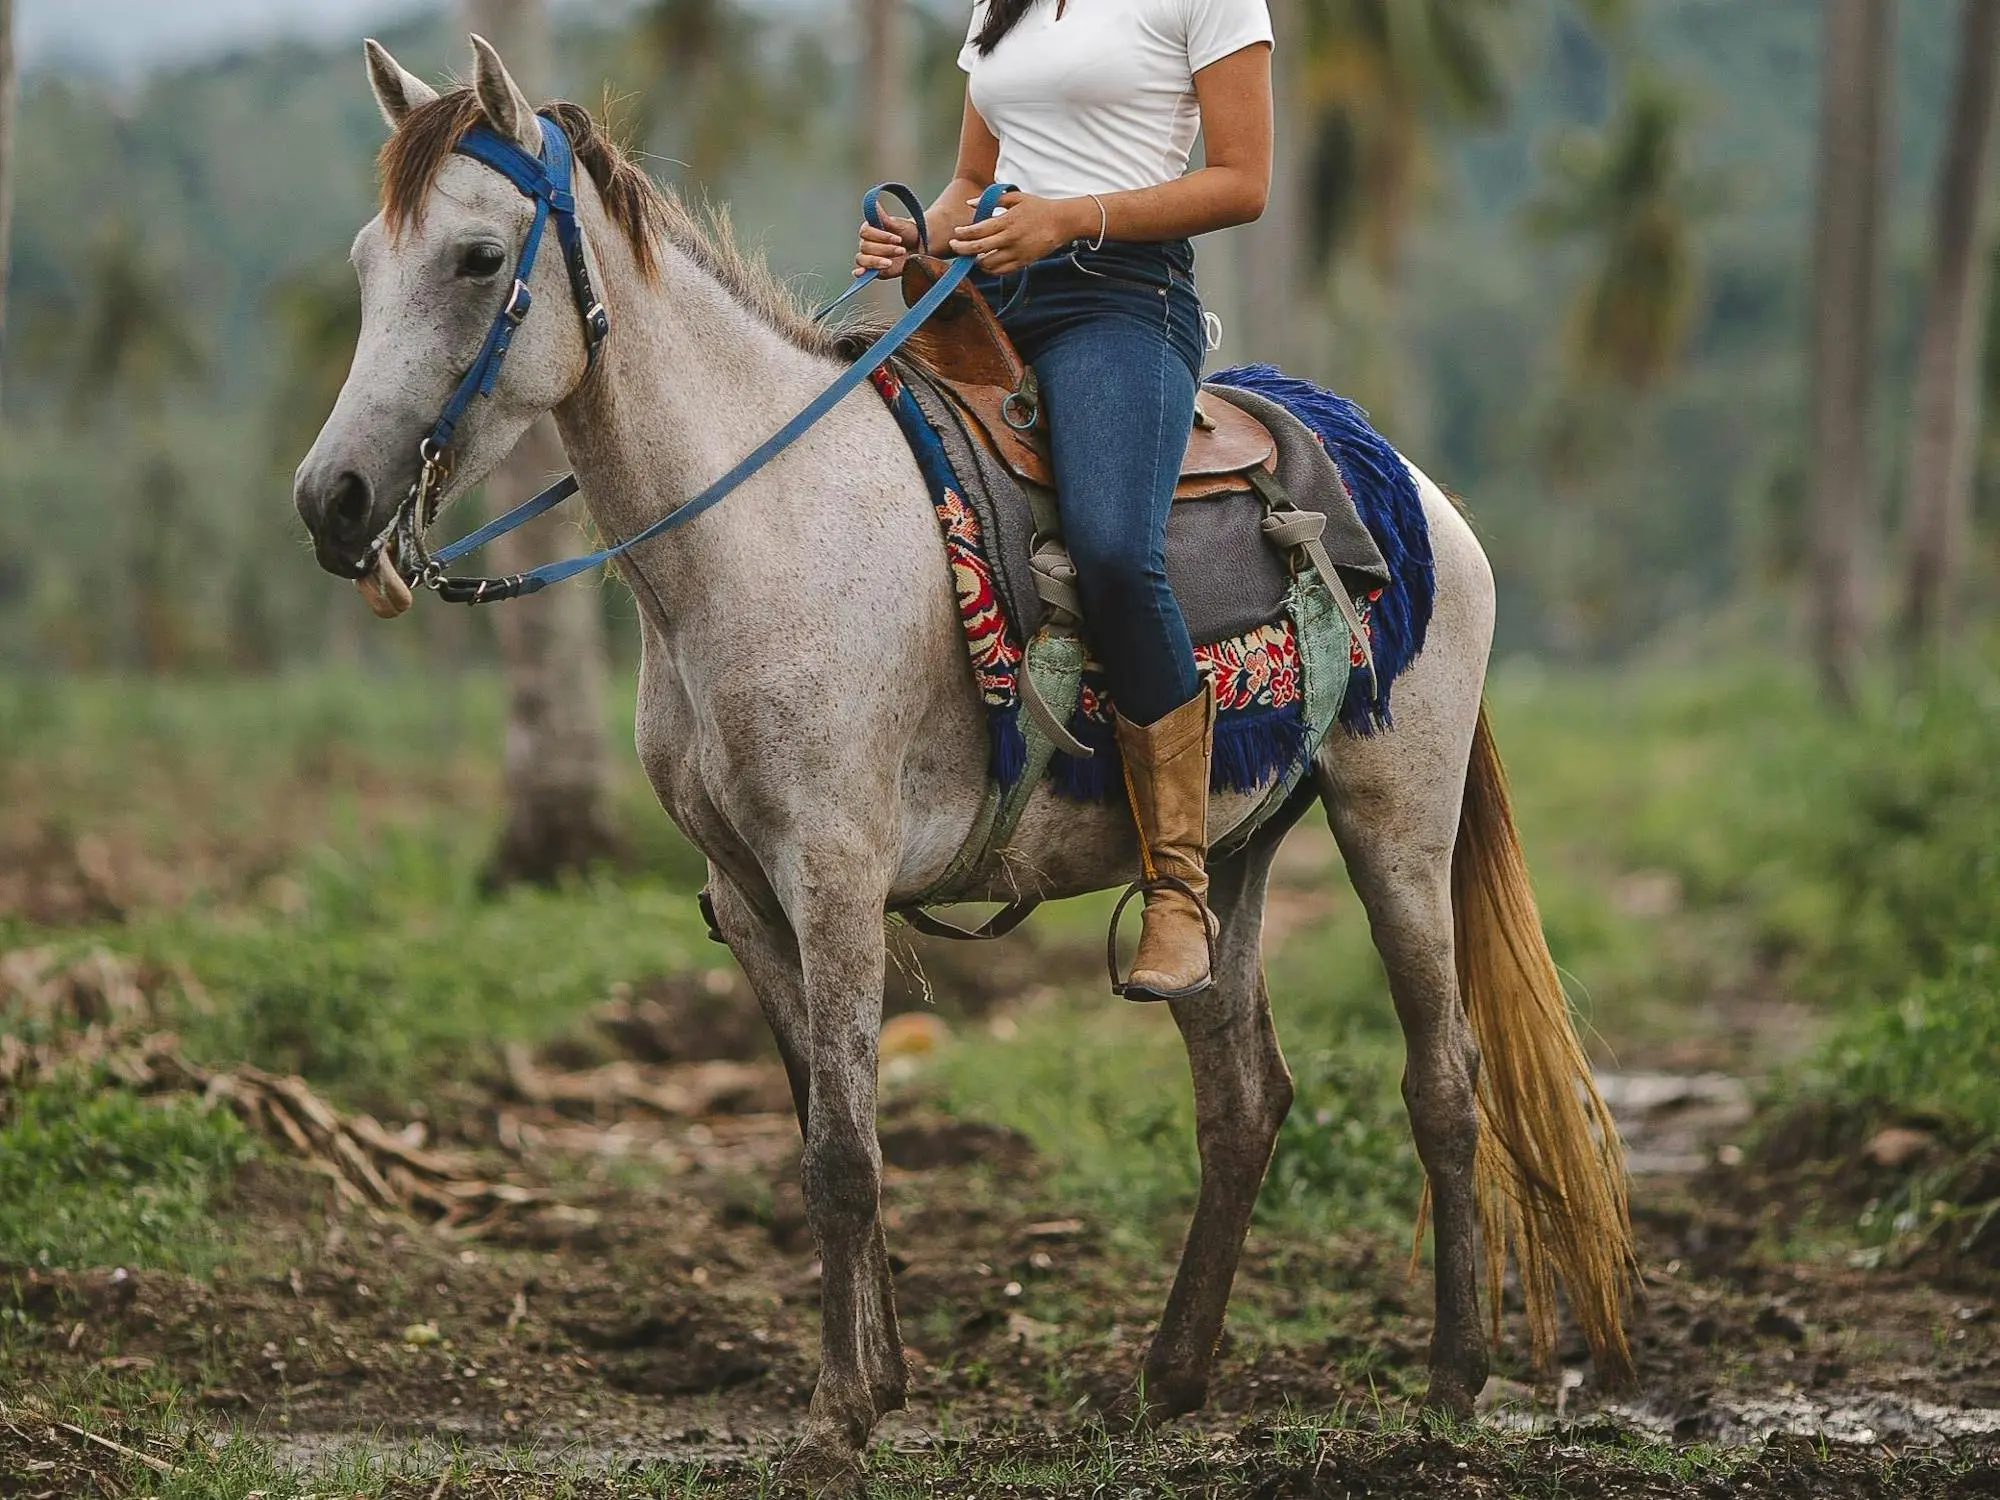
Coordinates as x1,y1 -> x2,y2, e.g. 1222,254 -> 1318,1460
552,227 -> 852,612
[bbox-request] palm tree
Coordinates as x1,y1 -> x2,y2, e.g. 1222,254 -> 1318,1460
1239,0 -> 1313,370
465,0 -> 624,884
1295,0 -> 1520,284
1527,75 -> 1721,393
0,0 -> 16,411
64,224 -> 201,422
1809,0 -> 1896,709
1901,0 -> 2000,653
1242,0 -> 1523,415
267,266 -> 360,469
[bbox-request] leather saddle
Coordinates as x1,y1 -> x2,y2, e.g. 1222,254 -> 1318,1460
900,255 -> 1277,502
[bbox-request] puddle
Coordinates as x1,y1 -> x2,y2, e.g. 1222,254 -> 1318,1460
1596,1070 -> 1754,1175
1609,1390 -> 2000,1446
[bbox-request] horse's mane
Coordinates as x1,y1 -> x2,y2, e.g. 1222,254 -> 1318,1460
378,89 -> 848,359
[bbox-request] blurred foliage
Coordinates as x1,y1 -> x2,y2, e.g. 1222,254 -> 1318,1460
0,0 -> 1985,667
1298,0 -> 1524,279
1527,73 -> 1727,393
1816,951 -> 2000,1140
60,222 -> 204,424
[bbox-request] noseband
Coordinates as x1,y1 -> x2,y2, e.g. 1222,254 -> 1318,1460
361,113 -> 610,583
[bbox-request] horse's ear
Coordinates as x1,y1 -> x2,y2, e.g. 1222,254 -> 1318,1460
364,39 -> 438,129
469,34 -> 542,155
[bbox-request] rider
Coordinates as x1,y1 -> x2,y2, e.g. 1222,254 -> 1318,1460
856,0 -> 1275,1001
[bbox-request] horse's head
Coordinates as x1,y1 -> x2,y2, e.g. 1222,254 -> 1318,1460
293,37 -> 605,595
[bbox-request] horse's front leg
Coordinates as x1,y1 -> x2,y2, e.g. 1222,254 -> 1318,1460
752,845 -> 902,1495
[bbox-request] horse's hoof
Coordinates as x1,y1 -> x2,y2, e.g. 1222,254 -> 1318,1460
775,1433 -> 865,1499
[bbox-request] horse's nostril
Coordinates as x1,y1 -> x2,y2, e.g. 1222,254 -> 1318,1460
330,471 -> 372,533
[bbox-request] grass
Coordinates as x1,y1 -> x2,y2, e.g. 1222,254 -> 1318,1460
1813,946 -> 2000,1138
0,670 -> 715,1115
147,839 -> 716,1111
5,651 -> 2000,1246
0,1080 -> 257,1272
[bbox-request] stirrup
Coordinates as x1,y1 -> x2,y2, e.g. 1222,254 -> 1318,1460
1105,873 -> 1217,1002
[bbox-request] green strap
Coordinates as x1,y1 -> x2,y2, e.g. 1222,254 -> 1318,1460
902,625 -> 1085,919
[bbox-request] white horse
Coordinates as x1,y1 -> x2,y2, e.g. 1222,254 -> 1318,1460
294,37 -> 1633,1493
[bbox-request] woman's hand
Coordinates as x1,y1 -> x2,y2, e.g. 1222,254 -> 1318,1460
854,215 -> 922,279
948,192 -> 1091,275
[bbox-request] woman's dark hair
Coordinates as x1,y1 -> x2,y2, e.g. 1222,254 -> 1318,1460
970,0 -> 1040,56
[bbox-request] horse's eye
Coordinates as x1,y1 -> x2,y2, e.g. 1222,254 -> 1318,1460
460,243 -> 508,278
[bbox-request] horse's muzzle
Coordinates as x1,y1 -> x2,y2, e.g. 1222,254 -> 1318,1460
295,465 -> 386,578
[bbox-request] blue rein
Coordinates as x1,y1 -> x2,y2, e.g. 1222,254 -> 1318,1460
390,138 -> 1007,606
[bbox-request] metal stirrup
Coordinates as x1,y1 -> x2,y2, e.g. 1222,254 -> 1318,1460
1105,873 -> 1217,999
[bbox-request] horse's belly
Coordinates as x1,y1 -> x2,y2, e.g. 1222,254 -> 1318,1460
930,782 -> 1273,905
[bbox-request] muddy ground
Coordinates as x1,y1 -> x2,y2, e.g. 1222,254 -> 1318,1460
4,837 -> 2000,1496
5,989 -> 2000,1498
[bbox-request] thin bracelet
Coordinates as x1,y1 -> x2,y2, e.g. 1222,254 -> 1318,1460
1085,193 -> 1108,251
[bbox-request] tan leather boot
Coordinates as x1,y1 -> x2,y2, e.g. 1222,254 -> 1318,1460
1112,681 -> 1218,1001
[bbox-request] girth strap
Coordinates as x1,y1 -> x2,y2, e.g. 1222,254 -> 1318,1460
899,900 -> 1040,942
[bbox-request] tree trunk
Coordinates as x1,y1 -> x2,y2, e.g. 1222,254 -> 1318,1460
479,420 -> 622,887
0,0 -> 18,412
1808,0 -> 1895,709
1238,0 -> 1309,371
857,0 -> 912,190
464,0 -> 624,885
1901,0 -> 2000,652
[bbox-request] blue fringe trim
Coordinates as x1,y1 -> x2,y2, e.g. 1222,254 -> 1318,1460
1208,364 -> 1435,735
1051,711 -> 1122,803
1049,702 -> 1313,804
1212,705 -> 1312,795
990,703 -> 1027,789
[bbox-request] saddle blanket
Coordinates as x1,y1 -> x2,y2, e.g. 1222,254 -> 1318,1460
870,359 -> 1436,801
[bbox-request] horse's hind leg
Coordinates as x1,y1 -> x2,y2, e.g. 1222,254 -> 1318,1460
1318,713 -> 1488,1415
1137,792 -> 1312,1418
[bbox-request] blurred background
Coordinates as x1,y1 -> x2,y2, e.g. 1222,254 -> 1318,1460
4,0 -> 1995,677
3,3 -> 2000,1487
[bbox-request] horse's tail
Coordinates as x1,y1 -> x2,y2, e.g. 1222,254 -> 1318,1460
1447,701 -> 1635,1381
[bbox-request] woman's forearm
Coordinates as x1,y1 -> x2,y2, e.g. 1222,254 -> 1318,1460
1068,166 -> 1268,245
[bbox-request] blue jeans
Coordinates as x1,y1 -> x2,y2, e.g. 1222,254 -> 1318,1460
973,239 -> 1207,727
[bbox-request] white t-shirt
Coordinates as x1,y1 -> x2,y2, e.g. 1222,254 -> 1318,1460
957,0 -> 1274,202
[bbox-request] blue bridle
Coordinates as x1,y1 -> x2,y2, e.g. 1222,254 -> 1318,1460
371,114 -> 609,584
375,124 -> 1009,606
